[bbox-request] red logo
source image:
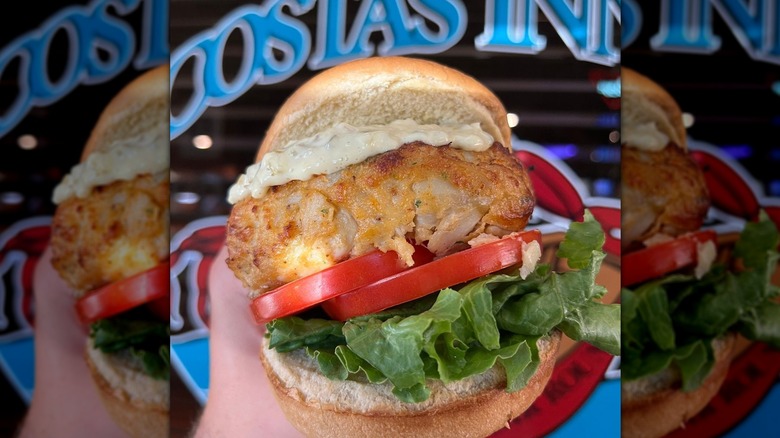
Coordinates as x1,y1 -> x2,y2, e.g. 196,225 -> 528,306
502,140 -> 619,436
0,217 -> 51,338
170,216 -> 227,341
690,141 -> 780,229
514,140 -> 620,258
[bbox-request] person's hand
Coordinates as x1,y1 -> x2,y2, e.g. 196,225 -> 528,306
17,246 -> 125,437
193,245 -> 302,437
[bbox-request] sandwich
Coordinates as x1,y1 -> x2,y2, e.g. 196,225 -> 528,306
224,56 -> 620,438
49,65 -> 170,438
620,67 -> 780,438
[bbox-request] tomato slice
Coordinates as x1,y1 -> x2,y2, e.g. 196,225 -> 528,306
75,263 -> 170,324
321,230 -> 542,321
622,230 -> 717,288
250,247 -> 435,324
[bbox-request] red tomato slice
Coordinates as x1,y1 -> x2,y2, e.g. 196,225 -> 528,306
75,263 -> 170,324
622,230 -> 717,288
321,230 -> 542,321
250,247 -> 435,324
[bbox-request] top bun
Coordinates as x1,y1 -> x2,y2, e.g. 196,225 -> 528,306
52,65 -> 169,204
81,65 -> 169,161
621,67 -> 687,150
256,56 -> 511,161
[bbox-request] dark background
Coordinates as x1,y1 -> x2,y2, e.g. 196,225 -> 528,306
622,3 -> 780,197
0,1 -> 153,229
0,2 -> 161,436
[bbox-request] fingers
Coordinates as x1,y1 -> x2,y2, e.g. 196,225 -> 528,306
196,245 -> 302,437
31,246 -> 86,357
20,246 -> 126,437
207,245 -> 262,349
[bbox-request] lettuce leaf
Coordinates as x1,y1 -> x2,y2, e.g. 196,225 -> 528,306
622,212 -> 780,390
90,307 -> 170,380
266,210 -> 620,402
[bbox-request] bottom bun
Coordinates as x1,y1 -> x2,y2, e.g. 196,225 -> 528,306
260,330 -> 561,438
84,339 -> 169,438
621,333 -> 737,438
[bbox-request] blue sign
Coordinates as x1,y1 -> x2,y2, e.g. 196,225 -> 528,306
169,0 -> 622,139
622,0 -> 780,64
0,0 -> 169,138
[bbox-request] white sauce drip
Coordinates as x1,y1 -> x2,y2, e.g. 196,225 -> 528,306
695,239 -> 717,279
227,119 -> 494,204
52,123 -> 168,204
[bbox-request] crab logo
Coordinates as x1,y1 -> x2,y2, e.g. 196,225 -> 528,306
498,139 -> 620,437
0,216 -> 51,403
690,139 -> 780,233
170,216 -> 228,404
513,138 -> 620,259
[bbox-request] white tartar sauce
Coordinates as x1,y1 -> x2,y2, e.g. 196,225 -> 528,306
227,119 -> 494,204
52,123 -> 168,204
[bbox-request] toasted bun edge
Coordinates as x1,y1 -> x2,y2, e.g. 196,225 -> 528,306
84,343 -> 169,438
621,333 -> 737,438
80,65 -> 169,161
256,56 -> 511,162
260,331 -> 561,438
622,67 -> 687,149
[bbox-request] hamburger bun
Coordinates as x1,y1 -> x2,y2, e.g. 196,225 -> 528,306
257,56 -> 512,160
80,65 -> 169,160
226,56 -> 535,295
621,67 -> 687,150
621,334 -> 737,438
229,56 -> 568,437
51,65 -> 169,207
84,340 -> 169,438
260,331 -> 561,438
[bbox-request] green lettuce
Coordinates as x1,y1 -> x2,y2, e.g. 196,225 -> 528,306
267,210 -> 620,403
90,307 -> 171,380
622,211 -> 780,391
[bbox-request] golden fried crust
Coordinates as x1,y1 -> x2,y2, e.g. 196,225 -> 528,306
621,144 -> 710,250
50,174 -> 169,295
226,142 -> 534,296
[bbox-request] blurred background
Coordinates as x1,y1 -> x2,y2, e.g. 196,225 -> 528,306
0,1 -> 165,435
622,2 -> 780,437
622,4 -> 780,199
0,4 -> 153,228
